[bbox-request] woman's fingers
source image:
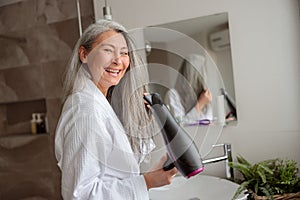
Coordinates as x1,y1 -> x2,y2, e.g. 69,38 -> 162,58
167,166 -> 178,177
143,166 -> 178,189
148,154 -> 168,171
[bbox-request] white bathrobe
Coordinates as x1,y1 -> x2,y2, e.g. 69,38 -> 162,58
165,88 -> 213,123
55,70 -> 149,200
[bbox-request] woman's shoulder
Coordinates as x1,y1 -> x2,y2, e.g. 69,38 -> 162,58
63,86 -> 109,118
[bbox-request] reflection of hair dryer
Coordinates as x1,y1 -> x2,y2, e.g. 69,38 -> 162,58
220,88 -> 237,119
144,93 -> 204,178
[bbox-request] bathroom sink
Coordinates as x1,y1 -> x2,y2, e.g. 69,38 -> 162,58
149,175 -> 248,200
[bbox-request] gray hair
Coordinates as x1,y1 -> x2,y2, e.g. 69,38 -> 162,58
175,54 -> 207,113
62,19 -> 157,163
63,19 -> 127,100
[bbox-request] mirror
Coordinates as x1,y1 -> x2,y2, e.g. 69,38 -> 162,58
143,12 -> 237,125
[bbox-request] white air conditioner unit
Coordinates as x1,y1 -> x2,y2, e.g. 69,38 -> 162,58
209,29 -> 230,51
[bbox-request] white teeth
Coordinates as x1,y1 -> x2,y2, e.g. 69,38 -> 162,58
106,68 -> 120,73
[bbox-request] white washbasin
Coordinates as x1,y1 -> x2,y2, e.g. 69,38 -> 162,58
149,175 -> 248,200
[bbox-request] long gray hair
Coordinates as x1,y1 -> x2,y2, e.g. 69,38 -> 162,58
63,19 -> 158,163
175,54 -> 207,114
63,20 -> 127,100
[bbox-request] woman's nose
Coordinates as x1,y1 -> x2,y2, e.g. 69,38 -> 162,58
112,53 -> 122,65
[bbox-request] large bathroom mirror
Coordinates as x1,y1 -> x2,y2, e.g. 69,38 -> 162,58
143,12 -> 237,126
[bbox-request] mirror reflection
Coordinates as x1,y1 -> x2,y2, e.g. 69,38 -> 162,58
144,12 -> 237,125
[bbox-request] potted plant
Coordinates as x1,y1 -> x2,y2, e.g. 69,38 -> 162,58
229,155 -> 300,200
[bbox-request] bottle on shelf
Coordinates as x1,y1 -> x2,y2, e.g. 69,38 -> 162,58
44,114 -> 49,133
36,113 -> 46,134
31,113 -> 37,134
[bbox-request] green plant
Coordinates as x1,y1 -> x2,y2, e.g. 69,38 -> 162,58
228,156 -> 300,200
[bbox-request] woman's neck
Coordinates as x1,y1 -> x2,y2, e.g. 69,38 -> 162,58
97,83 -> 108,97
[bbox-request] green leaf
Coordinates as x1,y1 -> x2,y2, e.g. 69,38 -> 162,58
236,155 -> 251,167
258,163 -> 274,175
257,169 -> 267,183
232,181 -> 249,200
254,182 -> 259,194
259,185 -> 274,200
230,155 -> 300,196
229,162 -> 253,179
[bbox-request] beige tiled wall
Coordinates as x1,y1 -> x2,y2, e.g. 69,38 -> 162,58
0,134 -> 61,199
0,0 -> 94,199
0,0 -> 94,136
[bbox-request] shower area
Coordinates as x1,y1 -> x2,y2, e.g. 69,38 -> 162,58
0,0 -> 94,199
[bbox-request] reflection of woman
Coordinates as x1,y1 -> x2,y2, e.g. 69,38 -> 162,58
165,54 -> 213,122
55,20 -> 177,200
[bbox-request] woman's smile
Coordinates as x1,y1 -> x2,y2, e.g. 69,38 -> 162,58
105,67 -> 122,77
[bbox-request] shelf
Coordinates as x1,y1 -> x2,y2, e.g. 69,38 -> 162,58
0,99 -> 47,137
0,132 -> 49,138
0,98 -> 46,106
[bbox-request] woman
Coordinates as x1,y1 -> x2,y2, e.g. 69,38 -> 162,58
165,54 -> 213,123
55,20 -> 177,200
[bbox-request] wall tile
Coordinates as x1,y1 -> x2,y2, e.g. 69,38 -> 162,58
0,26 -> 72,70
0,171 -> 62,200
0,105 -> 7,135
0,0 -> 94,198
46,98 -> 62,134
0,37 -> 29,70
0,73 -> 18,102
0,134 -> 62,199
0,0 -> 44,33
1,65 -> 45,102
42,60 -> 66,99
49,15 -> 95,49
20,25 -> 72,66
0,0 -> 93,33
0,134 -> 54,171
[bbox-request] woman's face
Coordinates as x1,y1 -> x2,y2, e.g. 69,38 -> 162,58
79,30 -> 130,94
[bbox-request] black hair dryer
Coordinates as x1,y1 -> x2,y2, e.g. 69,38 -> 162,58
144,93 -> 204,178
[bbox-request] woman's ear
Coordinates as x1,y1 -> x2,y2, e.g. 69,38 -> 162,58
79,46 -> 88,63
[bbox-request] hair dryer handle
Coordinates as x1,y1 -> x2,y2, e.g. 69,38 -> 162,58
163,155 -> 175,171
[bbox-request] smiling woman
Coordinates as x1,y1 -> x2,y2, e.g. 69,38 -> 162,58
55,19 -> 178,200
78,30 -> 130,96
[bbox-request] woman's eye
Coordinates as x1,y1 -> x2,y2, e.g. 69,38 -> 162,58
104,49 -> 113,53
121,51 -> 128,56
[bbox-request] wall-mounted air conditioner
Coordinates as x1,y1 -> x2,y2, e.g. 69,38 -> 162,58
209,29 -> 230,51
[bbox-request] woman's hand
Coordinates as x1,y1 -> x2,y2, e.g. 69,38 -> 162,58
143,93 -> 152,113
195,90 -> 212,113
143,154 -> 178,189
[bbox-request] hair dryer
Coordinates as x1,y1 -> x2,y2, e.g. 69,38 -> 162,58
144,93 -> 204,178
220,88 -> 237,119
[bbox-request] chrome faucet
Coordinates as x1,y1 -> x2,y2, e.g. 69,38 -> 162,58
202,143 -> 234,180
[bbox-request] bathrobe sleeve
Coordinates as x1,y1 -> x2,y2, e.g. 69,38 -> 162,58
164,88 -> 185,121
165,88 -> 213,122
185,104 -> 213,121
57,113 -> 149,200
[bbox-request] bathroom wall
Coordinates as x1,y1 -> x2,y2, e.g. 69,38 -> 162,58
0,0 -> 94,199
94,0 -> 300,177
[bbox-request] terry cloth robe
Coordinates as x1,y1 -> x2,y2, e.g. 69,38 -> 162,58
165,88 -> 213,123
55,69 -> 149,200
